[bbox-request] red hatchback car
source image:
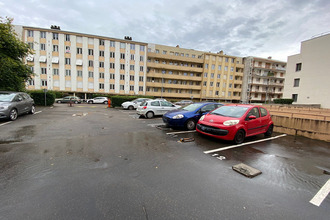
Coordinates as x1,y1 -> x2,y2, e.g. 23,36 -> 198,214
196,104 -> 273,144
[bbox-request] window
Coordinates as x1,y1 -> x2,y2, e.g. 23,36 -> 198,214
50,44 -> 58,52
210,82 -> 213,86
296,63 -> 302,72
109,73 -> 115,79
88,60 -> 93,67
163,50 -> 167,54
120,53 -> 125,59
28,42 -> 34,49
231,58 -> 235,63
52,33 -> 58,40
99,62 -> 104,68
88,49 -> 94,56
65,46 -> 70,53
99,72 -> 104,79
260,108 -> 268,117
204,73 -> 208,77
246,107 -> 260,119
120,64 -> 125,70
139,86 -> 143,91
294,78 -> 300,87
65,34 -> 70,41
77,48 -> 82,54
130,85 -> 134,91
99,39 -> 105,46
140,45 -> 145,51
215,91 -> 219,96
130,54 -> 135,60
65,69 -> 71,76
120,74 -> 125,80
203,81 -> 207,86
28,79 -> 34,86
40,31 -> 46,38
77,70 -> 82,77
65,58 -> 71,65
53,69 -> 59,75
110,52 -> 115,58
205,64 -> 209,69
40,43 -> 46,50
139,76 -> 144,82
110,63 -> 115,69
120,43 -> 126,49
217,74 -> 221,79
225,57 -> 229,62
130,44 -> 135,50
130,75 -> 134,81
88,71 -> 94,78
229,83 -> 232,88
110,41 -> 115,47
28,30 -> 33,37
99,83 -> 104,89
225,66 -> 228,71
230,75 -> 233,80
41,79 -> 47,86
130,65 -> 135,71
216,82 -> 220,87
228,92 -> 231,97
211,64 -> 215,70
140,56 -> 144,62
41,68 -> 47,74
110,84 -> 115,89
140,66 -> 144,71
211,73 -> 214,78
230,67 -> 234,72
99,50 -> 104,57
120,85 -> 125,90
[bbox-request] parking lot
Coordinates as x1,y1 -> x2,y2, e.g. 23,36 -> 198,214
0,104 -> 329,219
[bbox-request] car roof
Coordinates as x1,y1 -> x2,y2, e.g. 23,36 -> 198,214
225,104 -> 257,108
0,91 -> 20,94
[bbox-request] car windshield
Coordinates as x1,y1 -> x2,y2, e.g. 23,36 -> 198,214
0,93 -> 15,102
210,106 -> 249,118
182,103 -> 204,111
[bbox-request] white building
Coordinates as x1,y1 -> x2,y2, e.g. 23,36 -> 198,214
283,33 -> 330,108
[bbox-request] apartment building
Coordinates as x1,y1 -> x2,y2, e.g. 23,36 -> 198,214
146,44 -> 205,100
14,25 -> 148,99
242,56 -> 286,103
201,51 -> 244,102
283,33 -> 330,108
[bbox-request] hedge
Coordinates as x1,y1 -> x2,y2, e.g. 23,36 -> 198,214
111,95 -> 154,107
28,90 -> 56,106
273,98 -> 294,104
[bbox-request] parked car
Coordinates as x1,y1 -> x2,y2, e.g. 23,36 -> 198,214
163,102 -> 223,130
174,100 -> 194,106
196,104 -> 274,144
56,96 -> 81,104
136,100 -> 180,119
121,98 -> 151,110
87,97 -> 108,104
0,91 -> 35,121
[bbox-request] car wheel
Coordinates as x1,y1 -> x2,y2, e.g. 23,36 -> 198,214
57,100 -> 61,103
88,101 -> 93,104
146,111 -> 154,119
103,101 -> 108,104
185,119 -> 196,130
9,108 -> 18,121
234,129 -> 245,144
74,101 -> 78,104
264,124 -> 273,137
30,105 -> 36,114
128,105 -> 134,110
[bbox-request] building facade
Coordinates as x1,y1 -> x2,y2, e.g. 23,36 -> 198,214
283,33 -> 330,108
14,25 -> 148,99
242,57 -> 286,103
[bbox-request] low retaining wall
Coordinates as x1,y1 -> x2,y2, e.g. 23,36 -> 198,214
271,115 -> 330,142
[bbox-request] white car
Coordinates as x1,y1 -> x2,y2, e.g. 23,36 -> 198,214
136,100 -> 180,118
121,98 -> 151,110
87,97 -> 108,104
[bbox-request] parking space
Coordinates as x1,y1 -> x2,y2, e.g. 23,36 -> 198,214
0,104 -> 329,219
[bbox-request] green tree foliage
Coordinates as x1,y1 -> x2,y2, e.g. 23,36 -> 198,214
0,17 -> 33,91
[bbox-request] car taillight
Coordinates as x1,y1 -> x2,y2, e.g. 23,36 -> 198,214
143,106 -> 147,109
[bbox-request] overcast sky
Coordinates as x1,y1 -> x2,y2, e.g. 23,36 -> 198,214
2,0 -> 330,61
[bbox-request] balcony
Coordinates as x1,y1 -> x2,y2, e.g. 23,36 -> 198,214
148,52 -> 204,64
234,72 -> 243,77
146,82 -> 201,90
147,72 -> 202,81
145,91 -> 201,99
147,62 -> 203,73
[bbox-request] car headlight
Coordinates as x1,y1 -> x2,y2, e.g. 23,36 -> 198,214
173,114 -> 184,119
199,115 -> 205,121
223,120 -> 239,126
0,105 -> 9,110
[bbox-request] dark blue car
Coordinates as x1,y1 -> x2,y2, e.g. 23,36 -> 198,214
162,102 -> 223,130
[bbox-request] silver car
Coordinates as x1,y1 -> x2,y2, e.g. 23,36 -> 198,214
121,98 -> 151,110
136,99 -> 180,118
87,97 -> 108,104
0,91 -> 35,121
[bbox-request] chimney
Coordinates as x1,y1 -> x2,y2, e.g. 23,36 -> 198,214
268,56 -> 272,59
219,50 -> 223,55
176,45 -> 180,48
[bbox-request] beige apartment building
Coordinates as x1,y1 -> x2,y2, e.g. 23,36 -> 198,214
242,56 -> 286,103
14,25 -> 148,99
283,33 -> 330,108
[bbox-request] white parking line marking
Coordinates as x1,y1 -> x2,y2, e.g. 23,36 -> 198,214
203,134 -> 287,154
166,130 -> 196,135
34,111 -> 42,114
0,121 -> 12,127
147,123 -> 166,127
310,179 -> 330,207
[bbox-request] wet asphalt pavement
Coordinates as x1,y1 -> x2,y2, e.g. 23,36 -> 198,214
0,104 -> 329,220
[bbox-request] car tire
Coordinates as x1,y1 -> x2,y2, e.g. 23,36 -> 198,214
30,105 -> 36,114
74,101 -> 78,104
9,108 -> 18,121
57,100 -> 61,103
146,111 -> 154,119
233,129 -> 245,144
88,101 -> 93,104
185,119 -> 196,130
264,124 -> 273,137
128,105 -> 134,110
103,101 -> 108,104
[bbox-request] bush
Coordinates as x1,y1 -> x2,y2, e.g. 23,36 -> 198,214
273,98 -> 294,104
28,90 -> 56,106
111,95 -> 153,107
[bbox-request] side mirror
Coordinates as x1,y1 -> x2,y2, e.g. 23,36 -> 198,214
18,97 -> 23,102
249,115 -> 257,120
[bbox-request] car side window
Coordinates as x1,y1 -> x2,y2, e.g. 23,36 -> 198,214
151,101 -> 160,106
260,107 -> 268,117
160,101 -> 172,107
246,107 -> 260,119
201,104 -> 215,112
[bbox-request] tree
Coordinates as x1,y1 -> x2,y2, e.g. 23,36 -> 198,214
0,17 -> 33,91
